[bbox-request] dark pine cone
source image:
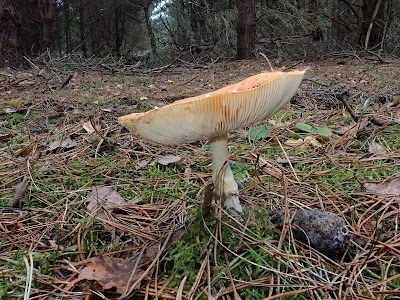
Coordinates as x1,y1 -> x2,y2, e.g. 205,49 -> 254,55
270,209 -> 349,259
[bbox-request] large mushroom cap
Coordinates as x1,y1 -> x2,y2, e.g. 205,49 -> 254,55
119,70 -> 305,145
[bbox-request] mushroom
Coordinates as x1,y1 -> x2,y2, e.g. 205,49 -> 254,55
119,70 -> 305,213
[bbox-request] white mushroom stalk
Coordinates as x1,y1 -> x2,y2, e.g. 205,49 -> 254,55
118,70 -> 306,214
209,134 -> 241,212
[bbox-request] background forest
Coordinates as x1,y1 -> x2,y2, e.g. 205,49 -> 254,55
1,1 -> 400,299
1,0 -> 400,68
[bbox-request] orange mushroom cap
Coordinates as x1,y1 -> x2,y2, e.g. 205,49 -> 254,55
119,70 -> 305,145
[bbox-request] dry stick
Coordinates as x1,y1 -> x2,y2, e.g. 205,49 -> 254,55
224,252 -> 242,300
364,0 -> 382,50
188,245 -> 213,299
275,137 -> 300,182
123,247 -> 146,295
144,281 -> 150,300
336,90 -> 385,126
61,74 -> 74,88
207,252 -> 212,300
155,253 -> 159,300
261,285 -> 324,300
137,268 -> 180,299
275,173 -> 290,296
379,257 -> 393,295
119,229 -> 173,299
176,273 -> 188,300
259,52 -> 274,71
335,90 -> 359,123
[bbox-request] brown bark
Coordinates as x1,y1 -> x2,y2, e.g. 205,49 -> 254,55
0,0 -> 23,67
236,0 -> 256,59
142,0 -> 157,56
79,0 -> 87,57
42,0 -> 56,50
190,0 -> 207,43
64,0 -> 71,53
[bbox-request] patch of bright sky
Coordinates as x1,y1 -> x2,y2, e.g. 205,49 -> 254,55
151,0 -> 172,20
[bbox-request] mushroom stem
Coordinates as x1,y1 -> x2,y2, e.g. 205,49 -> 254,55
209,134 -> 242,213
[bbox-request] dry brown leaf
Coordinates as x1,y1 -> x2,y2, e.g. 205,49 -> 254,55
368,142 -> 387,155
86,186 -> 128,218
364,178 -> 400,195
82,118 -> 102,134
157,154 -> 181,165
276,156 -> 297,164
0,133 -> 15,142
335,119 -> 369,135
4,108 -> 20,114
69,256 -> 149,294
15,145 -> 35,157
82,121 -> 95,133
47,137 -> 78,152
135,159 -> 151,170
9,176 -> 30,207
387,97 -> 400,107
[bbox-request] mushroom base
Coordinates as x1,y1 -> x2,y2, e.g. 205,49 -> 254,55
209,135 -> 243,213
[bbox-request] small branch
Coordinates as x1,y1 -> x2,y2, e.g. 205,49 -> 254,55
335,90 -> 359,122
259,52 -> 274,71
61,74 -> 73,88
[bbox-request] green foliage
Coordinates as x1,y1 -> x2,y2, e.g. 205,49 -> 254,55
295,122 -> 333,136
0,113 -> 24,130
250,125 -> 273,141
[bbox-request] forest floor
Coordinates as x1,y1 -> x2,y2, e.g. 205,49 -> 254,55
1,55 -> 400,299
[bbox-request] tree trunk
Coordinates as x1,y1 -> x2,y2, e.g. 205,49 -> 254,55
42,0 -> 56,51
190,0 -> 207,44
236,0 -> 256,59
308,0 -> 318,12
64,0 -> 71,53
0,0 -> 23,68
79,0 -> 87,57
142,1 -> 157,56
360,0 -> 384,49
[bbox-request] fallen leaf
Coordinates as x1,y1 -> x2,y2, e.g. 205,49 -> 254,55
9,176 -> 30,207
157,155 -> 181,165
184,167 -> 193,179
0,120 -> 9,127
82,121 -> 95,133
284,136 -> 322,148
387,97 -> 400,107
0,133 -> 15,142
82,118 -> 102,134
135,159 -> 151,170
335,119 -> 369,135
368,142 -> 387,155
305,136 -> 322,147
15,145 -> 35,157
284,138 -> 307,147
69,256 -> 149,294
4,108 -> 20,114
364,179 -> 400,195
276,156 -> 296,164
12,101 -> 22,109
30,145 -> 45,160
47,137 -> 78,152
86,186 -> 128,218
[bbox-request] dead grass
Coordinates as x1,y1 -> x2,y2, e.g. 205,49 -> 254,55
1,57 -> 400,299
